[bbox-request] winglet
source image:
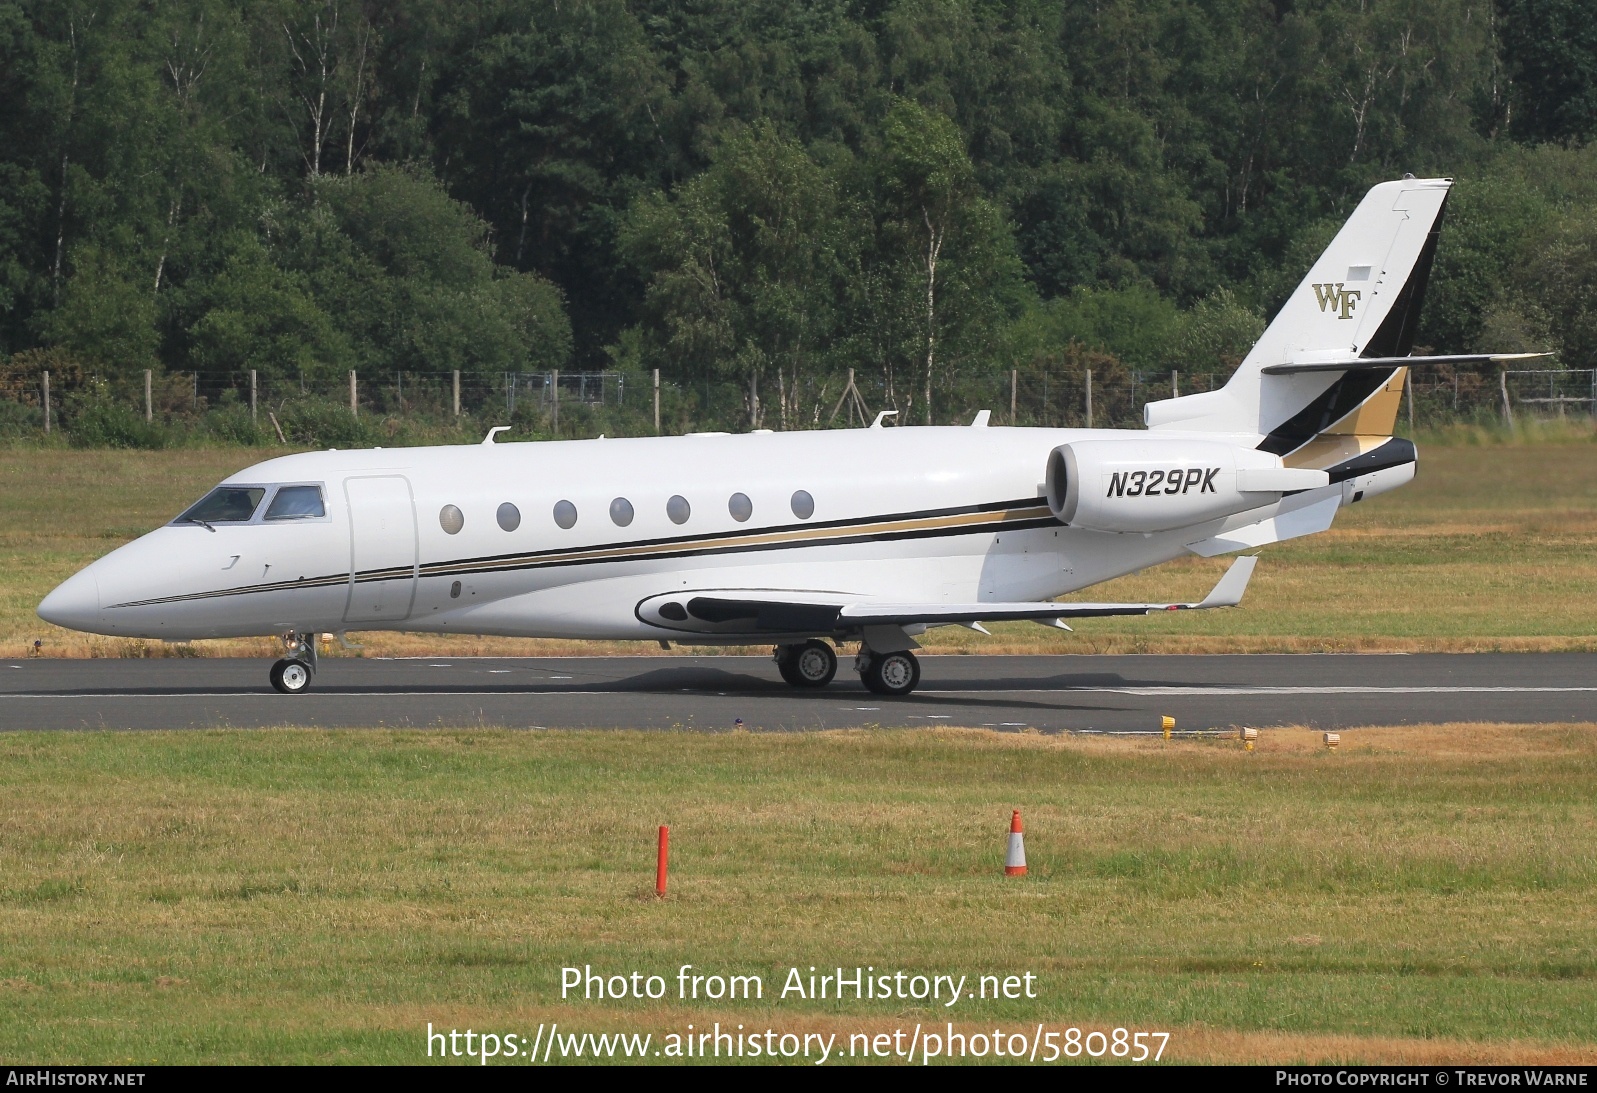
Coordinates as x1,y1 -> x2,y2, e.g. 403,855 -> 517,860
1196,555 -> 1258,609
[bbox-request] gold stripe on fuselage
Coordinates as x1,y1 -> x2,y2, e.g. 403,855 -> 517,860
423,501 -> 1055,579
110,499 -> 1057,608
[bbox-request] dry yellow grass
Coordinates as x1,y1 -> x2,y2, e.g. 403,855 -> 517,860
1,723 -> 1593,1063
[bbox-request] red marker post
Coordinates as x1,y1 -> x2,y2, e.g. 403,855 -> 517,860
656,825 -> 670,898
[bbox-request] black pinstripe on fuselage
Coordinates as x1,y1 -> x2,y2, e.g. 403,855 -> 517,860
106,496 -> 1056,610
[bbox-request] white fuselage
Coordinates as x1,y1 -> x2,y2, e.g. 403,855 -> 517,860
38,425 -> 1407,644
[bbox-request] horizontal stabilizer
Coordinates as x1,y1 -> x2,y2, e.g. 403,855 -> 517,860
1261,352 -> 1549,376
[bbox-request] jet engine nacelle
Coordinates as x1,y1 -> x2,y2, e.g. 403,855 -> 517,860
1046,439 -> 1330,533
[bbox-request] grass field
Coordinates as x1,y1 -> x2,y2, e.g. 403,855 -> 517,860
0,725 -> 1593,1065
4,430 -> 1596,658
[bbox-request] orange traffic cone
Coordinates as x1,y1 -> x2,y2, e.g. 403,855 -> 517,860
1004,810 -> 1027,876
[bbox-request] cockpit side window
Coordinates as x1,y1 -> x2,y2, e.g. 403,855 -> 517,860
265,484 -> 326,520
175,487 -> 266,525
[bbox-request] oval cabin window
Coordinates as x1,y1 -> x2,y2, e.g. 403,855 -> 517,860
728,492 -> 753,522
553,500 -> 577,529
439,505 -> 464,535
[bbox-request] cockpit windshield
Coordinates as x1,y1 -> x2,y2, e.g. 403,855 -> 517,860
175,487 -> 266,526
264,484 -> 325,520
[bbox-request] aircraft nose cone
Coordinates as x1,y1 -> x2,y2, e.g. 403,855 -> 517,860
38,568 -> 101,632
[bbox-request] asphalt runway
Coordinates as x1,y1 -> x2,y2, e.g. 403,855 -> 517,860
2,652 -> 1594,732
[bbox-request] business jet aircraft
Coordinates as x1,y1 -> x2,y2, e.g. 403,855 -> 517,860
38,176 -> 1537,695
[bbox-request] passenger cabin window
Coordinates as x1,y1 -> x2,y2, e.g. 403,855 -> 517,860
175,487 -> 265,525
265,485 -> 325,520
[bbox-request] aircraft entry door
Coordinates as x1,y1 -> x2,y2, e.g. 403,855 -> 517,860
344,475 -> 418,623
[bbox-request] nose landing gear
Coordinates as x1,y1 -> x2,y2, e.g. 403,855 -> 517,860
270,631 -> 317,694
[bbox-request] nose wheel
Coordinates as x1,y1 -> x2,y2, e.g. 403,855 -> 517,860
775,640 -> 838,687
270,631 -> 318,694
858,649 -> 921,696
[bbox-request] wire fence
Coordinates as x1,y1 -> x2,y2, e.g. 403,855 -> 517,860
0,362 -> 1589,444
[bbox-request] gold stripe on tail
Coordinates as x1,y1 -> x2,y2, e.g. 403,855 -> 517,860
1283,367 -> 1407,470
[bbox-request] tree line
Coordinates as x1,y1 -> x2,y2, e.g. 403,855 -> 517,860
0,0 -> 1594,437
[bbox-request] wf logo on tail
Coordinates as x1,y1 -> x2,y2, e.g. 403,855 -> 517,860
1312,282 -> 1361,319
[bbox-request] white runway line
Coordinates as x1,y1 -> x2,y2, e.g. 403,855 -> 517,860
1090,686 -> 1597,696
5,685 -> 1597,700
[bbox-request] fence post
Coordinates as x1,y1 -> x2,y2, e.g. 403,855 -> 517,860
1084,369 -> 1093,429
653,368 -> 660,434
1171,369 -> 1178,398
1500,371 -> 1514,430
42,370 -> 50,435
145,369 -> 153,422
1010,368 -> 1017,424
349,370 -> 357,418
250,369 -> 257,424
551,368 -> 559,431
453,369 -> 460,417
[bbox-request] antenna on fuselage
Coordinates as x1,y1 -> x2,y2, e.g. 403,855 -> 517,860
482,426 -> 512,445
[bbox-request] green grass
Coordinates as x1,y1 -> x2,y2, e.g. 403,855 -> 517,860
0,726 -> 1593,1063
6,439 -> 1596,657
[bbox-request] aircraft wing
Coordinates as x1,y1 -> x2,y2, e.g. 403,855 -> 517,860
837,555 -> 1258,624
640,557 -> 1258,635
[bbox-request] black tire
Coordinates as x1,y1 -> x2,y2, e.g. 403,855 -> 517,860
777,640 -> 836,688
270,658 -> 313,695
860,650 -> 920,697
775,645 -> 800,685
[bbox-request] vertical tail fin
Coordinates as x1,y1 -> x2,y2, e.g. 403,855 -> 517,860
1146,177 -> 1450,458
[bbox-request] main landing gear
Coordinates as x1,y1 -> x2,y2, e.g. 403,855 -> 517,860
856,648 -> 921,697
270,631 -> 317,695
773,639 -> 923,697
775,639 -> 838,687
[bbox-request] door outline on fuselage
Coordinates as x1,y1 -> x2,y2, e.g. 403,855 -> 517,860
343,474 -> 419,624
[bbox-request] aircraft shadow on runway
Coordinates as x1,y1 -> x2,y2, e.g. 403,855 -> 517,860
1,666 -> 1188,720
